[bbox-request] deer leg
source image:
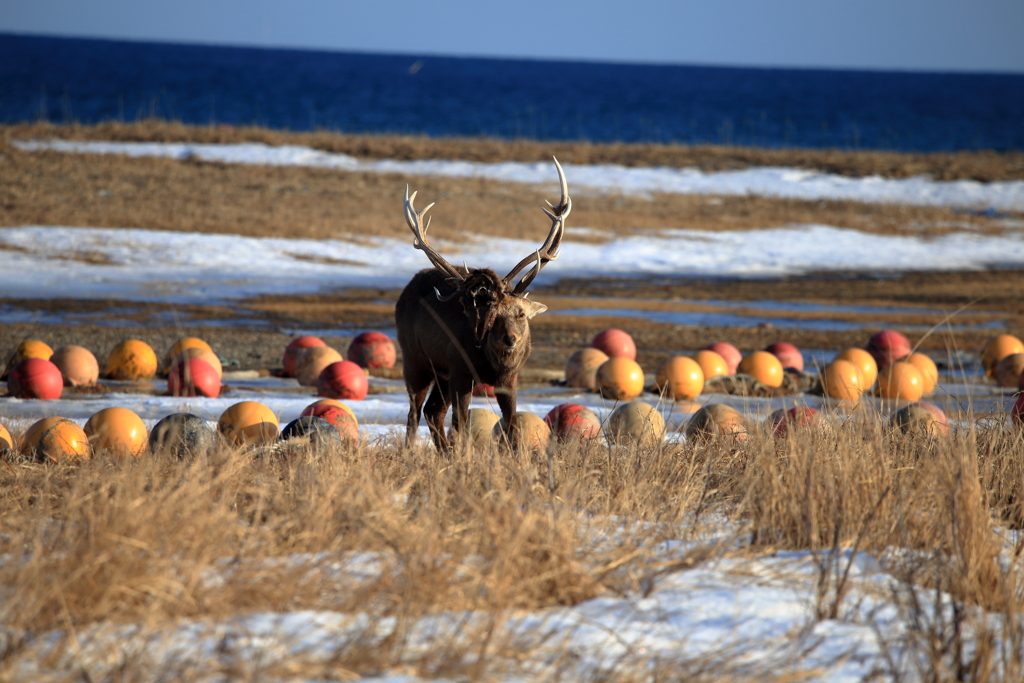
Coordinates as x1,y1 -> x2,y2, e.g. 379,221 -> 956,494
494,377 -> 519,450
424,380 -> 452,452
448,377 -> 473,444
405,383 -> 431,448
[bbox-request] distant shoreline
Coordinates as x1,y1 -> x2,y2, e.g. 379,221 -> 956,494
4,120 -> 1023,183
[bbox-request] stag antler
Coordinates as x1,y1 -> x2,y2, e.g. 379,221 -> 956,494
502,157 -> 571,295
404,186 -> 465,282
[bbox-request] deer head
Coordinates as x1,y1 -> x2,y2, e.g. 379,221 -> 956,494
403,158 -> 571,352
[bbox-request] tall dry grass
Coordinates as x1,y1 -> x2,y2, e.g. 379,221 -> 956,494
1,416 -> 1024,680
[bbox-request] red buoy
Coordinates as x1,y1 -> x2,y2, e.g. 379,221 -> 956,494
282,336 -> 326,377
8,358 -> 63,399
544,403 -> 602,441
347,331 -> 397,369
704,342 -> 742,374
300,402 -> 359,445
590,329 -> 637,360
472,382 -> 496,398
765,341 -> 804,371
865,330 -> 911,369
168,358 -> 221,398
317,360 -> 369,401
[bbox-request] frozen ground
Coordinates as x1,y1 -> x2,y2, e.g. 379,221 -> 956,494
2,224 -> 1024,303
14,139 -> 1024,211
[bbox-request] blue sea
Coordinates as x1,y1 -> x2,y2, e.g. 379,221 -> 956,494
2,33 -> 1023,152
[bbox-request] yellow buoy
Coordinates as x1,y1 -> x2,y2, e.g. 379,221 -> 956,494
218,401 -> 280,446
596,357 -> 645,401
655,356 -> 704,401
105,339 -> 158,381
84,407 -> 149,458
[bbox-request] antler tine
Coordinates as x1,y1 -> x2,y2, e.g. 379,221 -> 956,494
404,185 -> 464,281
503,158 -> 571,294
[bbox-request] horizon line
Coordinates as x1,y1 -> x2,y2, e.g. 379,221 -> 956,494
4,29 -> 1023,78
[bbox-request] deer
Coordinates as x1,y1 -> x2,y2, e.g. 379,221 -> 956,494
394,158 -> 571,452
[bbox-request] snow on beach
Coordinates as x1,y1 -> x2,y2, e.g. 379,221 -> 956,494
14,139 -> 1024,211
3,224 -> 1024,303
10,543 -> 922,682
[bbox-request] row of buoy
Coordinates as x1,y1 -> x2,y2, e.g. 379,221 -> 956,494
563,328 -> 954,406
3,331 -> 399,403
0,398 -> 359,463
463,392 -> 959,452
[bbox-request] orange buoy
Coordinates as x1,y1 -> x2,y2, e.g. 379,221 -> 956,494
21,417 -> 91,462
84,407 -> 148,458
596,357 -> 645,401
835,348 -> 878,390
105,339 -> 158,381
295,346 -> 342,387
606,400 -> 665,447
685,404 -> 747,443
218,401 -> 280,446
4,339 -> 54,376
692,349 -> 729,381
655,356 -> 704,401
820,360 -> 863,403
905,353 -> 938,394
982,334 -> 1024,377
173,347 -> 223,379
51,345 -> 100,386
737,351 -> 784,387
165,337 -> 213,367
493,412 -> 551,451
877,361 -> 924,402
565,348 -> 610,390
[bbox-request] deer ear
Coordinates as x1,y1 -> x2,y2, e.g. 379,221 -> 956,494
524,300 -> 548,319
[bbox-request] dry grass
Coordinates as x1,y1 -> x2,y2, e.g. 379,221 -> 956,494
5,120 -> 1024,181
2,126 -> 1020,244
2,417 -> 1024,679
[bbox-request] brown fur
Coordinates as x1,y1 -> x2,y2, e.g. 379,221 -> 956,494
395,266 -> 546,451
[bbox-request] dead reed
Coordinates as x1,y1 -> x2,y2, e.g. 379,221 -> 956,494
1,416 -> 1024,680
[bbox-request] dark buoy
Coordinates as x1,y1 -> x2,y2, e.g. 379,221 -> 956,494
149,413 -> 216,459
280,416 -> 345,451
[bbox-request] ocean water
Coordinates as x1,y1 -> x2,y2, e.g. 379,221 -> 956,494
2,33 -> 1023,152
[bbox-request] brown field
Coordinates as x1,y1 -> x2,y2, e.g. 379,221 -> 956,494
3,122 -> 1023,243
6,120 -> 1024,180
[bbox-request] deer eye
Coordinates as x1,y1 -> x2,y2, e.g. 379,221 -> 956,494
518,311 -> 526,319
